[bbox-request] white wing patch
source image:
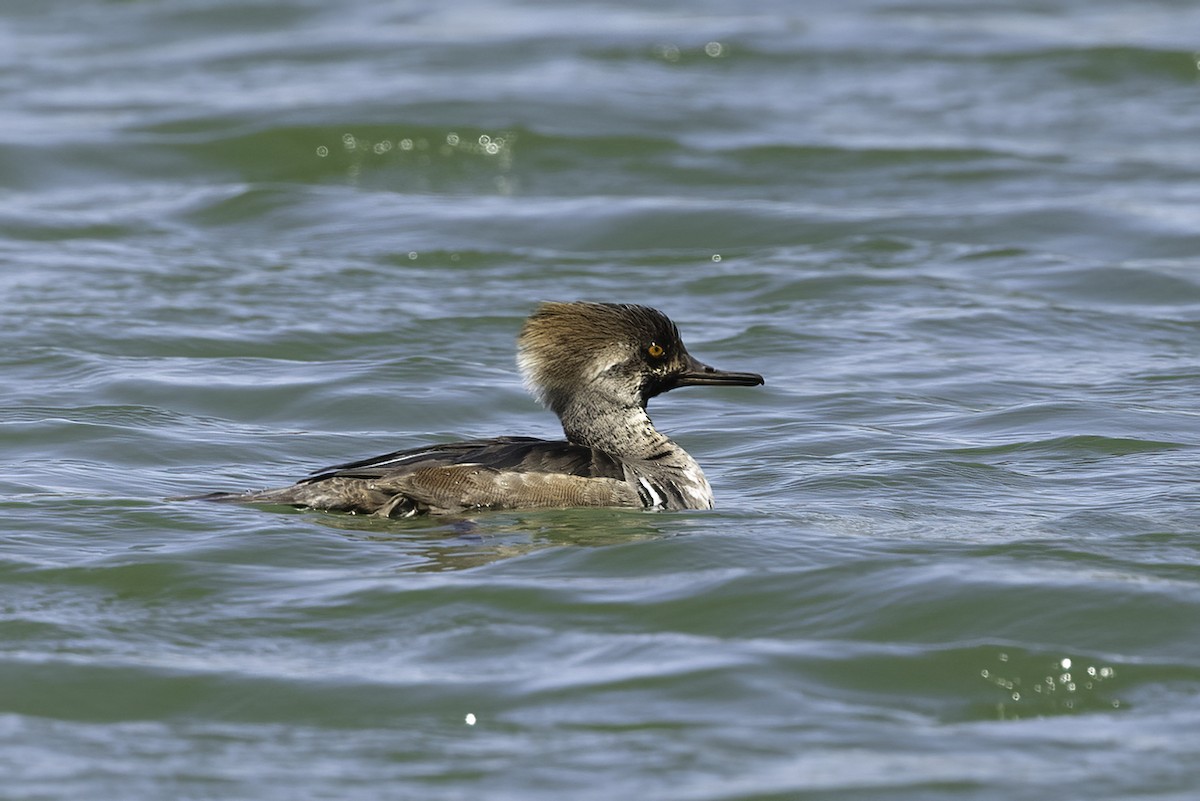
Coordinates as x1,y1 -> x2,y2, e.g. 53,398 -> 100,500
637,477 -> 665,510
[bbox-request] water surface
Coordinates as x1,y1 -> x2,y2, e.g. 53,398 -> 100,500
3,1 -> 1200,798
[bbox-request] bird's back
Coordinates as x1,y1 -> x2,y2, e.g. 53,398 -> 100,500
195,436 -> 642,516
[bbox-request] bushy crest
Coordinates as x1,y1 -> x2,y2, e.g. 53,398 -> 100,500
517,302 -> 678,410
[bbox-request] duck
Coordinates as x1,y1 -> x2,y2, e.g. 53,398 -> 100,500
185,302 -> 763,516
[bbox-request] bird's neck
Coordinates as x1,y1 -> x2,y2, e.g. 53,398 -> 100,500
558,401 -> 674,461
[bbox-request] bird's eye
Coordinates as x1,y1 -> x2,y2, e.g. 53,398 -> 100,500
646,342 -> 665,359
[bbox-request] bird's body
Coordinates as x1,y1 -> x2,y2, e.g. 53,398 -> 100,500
186,302 -> 763,517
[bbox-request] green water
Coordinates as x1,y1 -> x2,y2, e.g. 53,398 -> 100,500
3,1 -> 1200,798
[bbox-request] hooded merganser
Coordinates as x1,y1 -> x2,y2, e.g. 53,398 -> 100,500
186,302 -> 763,516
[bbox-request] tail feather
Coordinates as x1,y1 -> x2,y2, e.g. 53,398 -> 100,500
170,480 -> 403,515
168,487 -> 304,505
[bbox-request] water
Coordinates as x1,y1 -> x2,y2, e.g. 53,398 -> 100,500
3,0 -> 1200,797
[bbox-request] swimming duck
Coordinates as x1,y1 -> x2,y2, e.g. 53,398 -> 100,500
188,302 -> 763,516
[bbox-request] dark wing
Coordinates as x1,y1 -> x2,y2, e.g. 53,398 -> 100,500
284,436 -> 638,515
301,436 -> 627,484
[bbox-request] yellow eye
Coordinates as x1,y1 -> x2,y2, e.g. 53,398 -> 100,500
647,342 -> 665,359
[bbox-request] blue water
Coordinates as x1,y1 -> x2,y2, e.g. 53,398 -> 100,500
3,1 -> 1200,798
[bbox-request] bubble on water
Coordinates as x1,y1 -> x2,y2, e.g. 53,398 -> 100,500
711,254 -> 722,262
705,41 -> 724,58
399,138 -> 413,151
465,713 -> 477,726
408,251 -> 418,260
982,652 -> 1122,720
446,133 -> 460,146
656,44 -> 680,63
316,145 -> 328,157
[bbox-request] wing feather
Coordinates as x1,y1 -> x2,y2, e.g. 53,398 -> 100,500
302,437 -> 625,483
279,437 -> 638,516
